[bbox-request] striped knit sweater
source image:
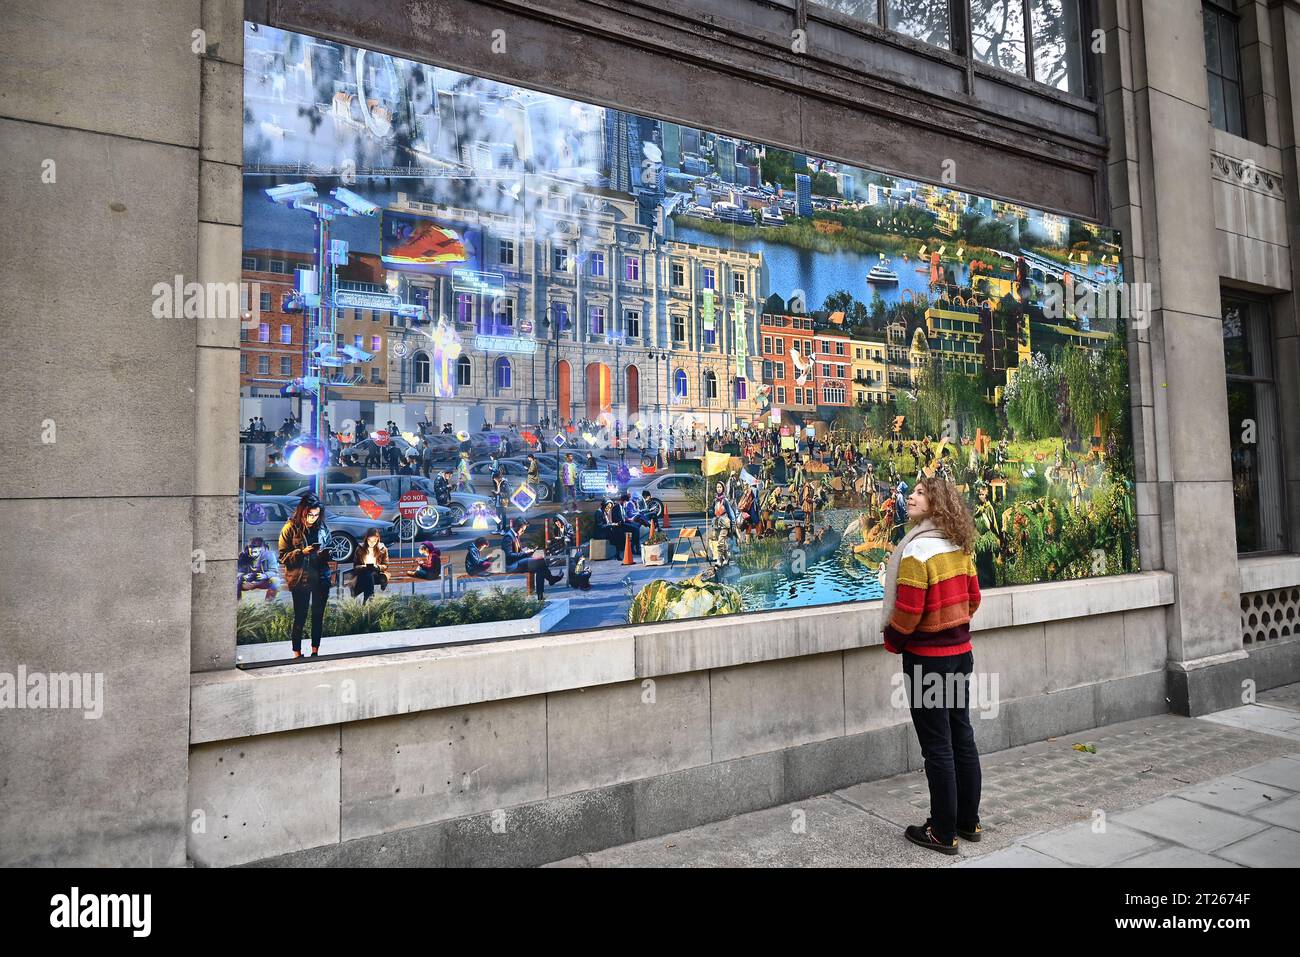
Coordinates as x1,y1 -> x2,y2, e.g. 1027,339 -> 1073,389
882,536 -> 981,656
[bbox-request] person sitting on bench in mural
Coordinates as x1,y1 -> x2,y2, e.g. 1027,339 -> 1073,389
500,518 -> 532,572
350,528 -> 389,603
464,537 -> 494,577
413,541 -> 441,581
546,515 -> 574,559
236,537 -> 278,601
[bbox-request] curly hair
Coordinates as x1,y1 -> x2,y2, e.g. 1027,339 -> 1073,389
918,476 -> 976,553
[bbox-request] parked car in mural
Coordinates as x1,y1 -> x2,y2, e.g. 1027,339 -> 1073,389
464,459 -> 554,501
239,494 -> 398,564
287,482 -> 455,538
360,473 -> 492,527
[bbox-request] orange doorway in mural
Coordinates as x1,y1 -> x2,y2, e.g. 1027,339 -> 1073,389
557,360 -> 571,427
626,365 -> 640,418
586,362 -> 612,420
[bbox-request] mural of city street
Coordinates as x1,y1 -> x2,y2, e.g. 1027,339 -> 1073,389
236,22 -> 1138,659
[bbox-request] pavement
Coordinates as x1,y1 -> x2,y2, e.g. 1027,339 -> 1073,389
544,683 -> 1300,867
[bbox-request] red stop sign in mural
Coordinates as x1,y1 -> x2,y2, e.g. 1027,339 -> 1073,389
398,490 -> 428,519
373,429 -> 391,447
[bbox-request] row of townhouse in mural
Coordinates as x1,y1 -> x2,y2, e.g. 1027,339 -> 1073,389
239,182 -> 1113,436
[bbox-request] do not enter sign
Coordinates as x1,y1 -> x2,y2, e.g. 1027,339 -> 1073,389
398,489 -> 428,519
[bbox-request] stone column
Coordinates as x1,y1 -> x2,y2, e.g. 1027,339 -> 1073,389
1104,0 -> 1250,714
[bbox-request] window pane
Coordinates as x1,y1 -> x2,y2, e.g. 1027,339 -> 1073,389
1218,14 -> 1239,79
1207,74 -> 1227,132
813,0 -> 880,24
1031,0 -> 1083,94
1202,7 -> 1221,74
1223,79 -> 1243,136
972,0 -> 1027,76
886,0 -> 950,49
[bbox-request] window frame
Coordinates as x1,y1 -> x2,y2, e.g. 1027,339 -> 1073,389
1202,0 -> 1247,138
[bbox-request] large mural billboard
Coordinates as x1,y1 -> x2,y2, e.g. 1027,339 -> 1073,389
236,22 -> 1138,662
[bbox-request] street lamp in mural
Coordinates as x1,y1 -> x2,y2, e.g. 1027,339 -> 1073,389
543,302 -> 566,504
264,182 -> 404,496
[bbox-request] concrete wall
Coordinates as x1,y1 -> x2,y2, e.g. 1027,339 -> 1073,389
189,582 -> 1176,866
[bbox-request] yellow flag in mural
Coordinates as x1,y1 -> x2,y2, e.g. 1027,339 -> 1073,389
702,450 -> 731,476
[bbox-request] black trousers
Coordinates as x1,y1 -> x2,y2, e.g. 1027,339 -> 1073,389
901,650 -> 982,843
290,584 -> 330,653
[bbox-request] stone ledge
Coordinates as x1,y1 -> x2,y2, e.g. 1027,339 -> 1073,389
1238,554 -> 1300,594
191,572 -> 1173,744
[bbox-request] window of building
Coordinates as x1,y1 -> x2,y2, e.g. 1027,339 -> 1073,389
498,298 -> 514,327
258,323 -> 269,343
736,377 -> 748,400
268,259 -> 287,274
414,351 -> 430,385
354,335 -> 363,349
812,1 -> 950,50
1203,1 -> 1245,137
837,364 -> 846,378
457,292 -> 473,325
674,369 -> 688,399
625,255 -> 640,282
1030,0 -> 1084,93
371,368 -> 382,384
589,306 -> 606,335
280,356 -> 292,376
763,360 -> 774,379
242,255 -> 258,271
260,291 -> 272,312
371,309 -> 380,322
835,341 -> 845,355
371,335 -> 381,352
704,326 -> 716,346
1223,296 -> 1287,553
671,262 -> 685,286
775,339 -> 784,355
822,363 -> 831,377
704,370 -> 718,399
554,302 -> 571,332
775,363 -> 785,380
702,267 -> 715,290
590,251 -> 605,277
496,356 -> 512,389
795,387 -> 804,404
257,354 -> 269,374
279,323 -> 291,344
456,354 -> 472,387
673,314 -> 686,341
763,336 -> 772,355
239,354 -> 247,373
732,271 -> 746,295
972,0 -> 1027,78
500,238 -> 516,266
625,310 -> 641,339
553,246 -> 569,273
776,386 -> 786,404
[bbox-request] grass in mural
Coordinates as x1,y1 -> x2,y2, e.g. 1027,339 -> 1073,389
236,589 -> 544,645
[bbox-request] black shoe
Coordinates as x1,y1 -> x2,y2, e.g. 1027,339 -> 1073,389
905,823 -> 959,855
925,817 -> 982,842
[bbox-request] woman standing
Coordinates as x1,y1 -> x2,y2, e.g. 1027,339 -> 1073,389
277,494 -> 334,658
880,476 -> 983,855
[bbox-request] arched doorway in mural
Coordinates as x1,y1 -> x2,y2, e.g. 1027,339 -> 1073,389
557,359 -> 572,427
585,362 -> 612,420
625,365 -> 640,419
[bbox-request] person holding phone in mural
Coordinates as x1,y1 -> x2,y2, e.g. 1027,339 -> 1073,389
277,494 -> 333,658
879,476 -> 983,856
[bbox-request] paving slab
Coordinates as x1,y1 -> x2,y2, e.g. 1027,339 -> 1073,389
1173,775 -> 1293,813
1214,826 -> 1300,868
1245,793 -> 1300,831
1111,797 -> 1270,852
1111,846 -> 1243,867
1022,821 -> 1161,866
